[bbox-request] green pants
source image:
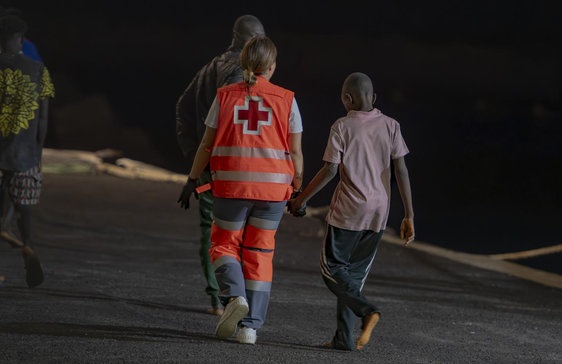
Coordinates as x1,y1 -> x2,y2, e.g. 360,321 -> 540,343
198,169 -> 220,307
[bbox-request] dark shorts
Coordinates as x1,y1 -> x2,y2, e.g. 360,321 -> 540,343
2,165 -> 42,205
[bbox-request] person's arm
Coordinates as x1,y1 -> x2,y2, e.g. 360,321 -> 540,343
289,132 -> 304,190
37,97 -> 49,149
292,123 -> 343,210
38,66 -> 54,161
292,162 -> 339,210
188,126 -> 217,179
393,156 -> 415,246
178,125 -> 217,209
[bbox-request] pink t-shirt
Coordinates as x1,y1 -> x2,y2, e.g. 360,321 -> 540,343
323,108 -> 409,232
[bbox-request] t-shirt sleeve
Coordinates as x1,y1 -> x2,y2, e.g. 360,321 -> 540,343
323,125 -> 344,164
391,123 -> 410,159
289,97 -> 303,133
204,96 -> 219,129
40,67 -> 55,100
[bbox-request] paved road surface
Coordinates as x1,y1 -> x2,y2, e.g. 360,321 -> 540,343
1,174 -> 561,363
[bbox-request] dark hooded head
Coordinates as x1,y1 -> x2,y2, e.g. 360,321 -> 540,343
0,15 -> 27,53
232,15 -> 265,50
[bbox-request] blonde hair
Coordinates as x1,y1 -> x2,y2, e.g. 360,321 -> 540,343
239,36 -> 277,97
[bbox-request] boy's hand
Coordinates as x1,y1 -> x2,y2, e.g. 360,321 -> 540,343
289,198 -> 307,217
287,190 -> 307,218
291,196 -> 304,211
400,218 -> 415,246
178,177 -> 199,209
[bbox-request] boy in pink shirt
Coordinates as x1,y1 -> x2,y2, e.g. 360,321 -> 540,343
291,73 -> 415,351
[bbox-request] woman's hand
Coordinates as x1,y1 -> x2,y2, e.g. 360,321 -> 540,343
178,177 -> 199,209
288,195 -> 307,218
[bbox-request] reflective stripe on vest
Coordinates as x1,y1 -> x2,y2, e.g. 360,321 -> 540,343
212,146 -> 292,162
214,171 -> 293,185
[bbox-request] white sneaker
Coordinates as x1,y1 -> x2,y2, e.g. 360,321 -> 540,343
237,327 -> 257,344
215,296 -> 249,339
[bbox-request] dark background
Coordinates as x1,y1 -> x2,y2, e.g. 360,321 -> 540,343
5,1 -> 561,266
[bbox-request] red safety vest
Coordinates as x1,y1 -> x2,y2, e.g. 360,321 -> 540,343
210,77 -> 295,201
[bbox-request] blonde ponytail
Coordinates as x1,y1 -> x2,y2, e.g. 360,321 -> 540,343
239,36 -> 277,99
243,69 -> 258,87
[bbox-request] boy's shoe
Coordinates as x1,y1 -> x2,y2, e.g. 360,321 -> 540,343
236,327 -> 257,344
215,296 -> 249,339
321,341 -> 333,348
356,312 -> 380,350
22,246 -> 44,288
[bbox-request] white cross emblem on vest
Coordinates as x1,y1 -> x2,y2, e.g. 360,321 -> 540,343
233,96 -> 273,135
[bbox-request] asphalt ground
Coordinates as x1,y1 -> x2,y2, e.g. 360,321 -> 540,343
1,174 -> 561,363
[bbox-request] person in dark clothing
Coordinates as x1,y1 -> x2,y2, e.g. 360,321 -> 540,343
0,15 -> 55,288
176,15 -> 265,315
0,8 -> 42,251
0,7 -> 42,62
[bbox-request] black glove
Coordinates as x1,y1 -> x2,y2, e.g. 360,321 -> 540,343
287,189 -> 307,218
178,177 -> 199,209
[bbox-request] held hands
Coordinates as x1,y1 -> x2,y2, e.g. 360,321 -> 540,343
400,217 -> 415,246
287,189 -> 307,218
177,177 -> 199,209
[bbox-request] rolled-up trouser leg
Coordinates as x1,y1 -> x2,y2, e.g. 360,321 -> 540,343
210,198 -> 252,307
198,169 -> 220,307
240,200 -> 285,329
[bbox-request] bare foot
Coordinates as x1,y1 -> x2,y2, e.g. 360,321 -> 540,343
21,246 -> 34,257
207,307 -> 224,316
322,341 -> 333,349
356,312 -> 380,350
1,231 -> 24,248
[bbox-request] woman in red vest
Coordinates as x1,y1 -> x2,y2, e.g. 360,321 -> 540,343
178,36 -> 304,345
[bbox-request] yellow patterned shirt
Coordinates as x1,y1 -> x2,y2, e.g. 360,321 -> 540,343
40,67 -> 55,101
0,53 -> 55,171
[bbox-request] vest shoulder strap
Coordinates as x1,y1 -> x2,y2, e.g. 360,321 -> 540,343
218,81 -> 294,101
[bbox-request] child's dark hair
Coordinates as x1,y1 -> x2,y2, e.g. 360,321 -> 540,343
0,15 -> 28,39
239,36 -> 277,97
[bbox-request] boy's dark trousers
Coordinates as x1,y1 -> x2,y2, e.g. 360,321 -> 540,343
198,169 -> 220,308
321,224 -> 383,350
